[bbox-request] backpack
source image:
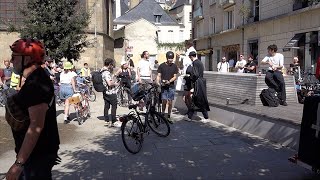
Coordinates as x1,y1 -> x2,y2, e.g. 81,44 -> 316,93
91,70 -> 106,92
260,88 -> 279,107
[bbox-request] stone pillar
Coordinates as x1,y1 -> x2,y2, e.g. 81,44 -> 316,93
305,32 -> 312,73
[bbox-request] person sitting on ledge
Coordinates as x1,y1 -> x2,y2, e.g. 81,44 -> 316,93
261,44 -> 287,106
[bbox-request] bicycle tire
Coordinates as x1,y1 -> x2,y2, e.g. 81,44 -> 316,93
123,87 -> 132,106
75,106 -> 84,125
121,116 -> 144,154
147,111 -> 170,137
88,90 -> 96,102
117,87 -> 124,106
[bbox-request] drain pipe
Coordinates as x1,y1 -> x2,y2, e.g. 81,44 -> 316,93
242,0 -> 245,55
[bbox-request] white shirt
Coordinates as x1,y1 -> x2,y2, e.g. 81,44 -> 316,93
138,59 -> 152,79
179,46 -> 196,74
217,62 -> 229,73
101,67 -> 117,95
236,59 -> 247,73
261,53 -> 284,71
60,71 -> 77,84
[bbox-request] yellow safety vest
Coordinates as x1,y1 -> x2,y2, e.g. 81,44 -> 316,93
10,72 -> 20,89
80,68 -> 91,77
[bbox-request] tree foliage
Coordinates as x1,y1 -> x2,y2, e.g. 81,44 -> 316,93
16,0 -> 90,62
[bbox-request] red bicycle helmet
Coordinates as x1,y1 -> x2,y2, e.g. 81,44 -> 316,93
10,38 -> 45,63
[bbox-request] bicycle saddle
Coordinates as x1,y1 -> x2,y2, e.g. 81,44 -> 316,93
128,104 -> 137,109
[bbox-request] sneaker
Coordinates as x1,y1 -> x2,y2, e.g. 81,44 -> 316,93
105,121 -> 110,127
183,115 -> 192,122
200,118 -> 210,123
280,101 -> 288,106
110,122 -> 115,127
113,121 -> 122,127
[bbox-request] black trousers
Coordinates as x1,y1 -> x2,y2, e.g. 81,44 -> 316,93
19,158 -> 54,180
188,110 -> 209,119
265,70 -> 286,102
103,93 -> 117,122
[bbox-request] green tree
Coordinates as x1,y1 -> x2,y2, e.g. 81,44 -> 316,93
15,0 -> 90,62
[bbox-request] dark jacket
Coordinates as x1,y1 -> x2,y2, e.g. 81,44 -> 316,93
191,59 -> 210,112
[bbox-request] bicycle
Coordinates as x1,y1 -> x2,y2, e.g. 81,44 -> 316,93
69,89 -> 91,125
76,76 -> 96,102
120,83 -> 170,154
116,75 -> 132,107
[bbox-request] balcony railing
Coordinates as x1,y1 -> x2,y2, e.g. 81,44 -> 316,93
220,0 -> 235,8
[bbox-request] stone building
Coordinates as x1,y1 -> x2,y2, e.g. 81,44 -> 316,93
168,0 -> 193,42
192,0 -> 320,73
0,0 -> 114,69
113,0 -> 181,65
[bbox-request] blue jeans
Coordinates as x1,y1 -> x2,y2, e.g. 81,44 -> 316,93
161,87 -> 175,100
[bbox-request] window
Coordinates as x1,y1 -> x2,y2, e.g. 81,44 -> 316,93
155,15 -> 161,23
210,17 -> 216,34
168,30 -> 174,42
179,30 -> 184,42
224,10 -> 234,30
189,12 -> 192,22
250,0 -> 259,21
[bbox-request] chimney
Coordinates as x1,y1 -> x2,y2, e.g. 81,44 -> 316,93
129,0 -> 140,9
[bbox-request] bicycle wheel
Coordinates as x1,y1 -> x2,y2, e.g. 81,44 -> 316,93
123,87 -> 132,106
75,105 -> 84,125
82,98 -> 90,118
147,111 -> 170,137
117,87 -> 124,106
88,89 -> 96,102
121,116 -> 143,154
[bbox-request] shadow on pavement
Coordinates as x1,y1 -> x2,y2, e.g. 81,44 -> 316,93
51,118 -> 320,179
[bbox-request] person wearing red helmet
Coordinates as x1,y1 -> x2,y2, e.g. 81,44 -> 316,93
5,38 -> 60,180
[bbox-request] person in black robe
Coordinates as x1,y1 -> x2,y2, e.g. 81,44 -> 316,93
185,51 -> 210,121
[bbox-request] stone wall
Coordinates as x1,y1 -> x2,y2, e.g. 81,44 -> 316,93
0,32 -> 19,67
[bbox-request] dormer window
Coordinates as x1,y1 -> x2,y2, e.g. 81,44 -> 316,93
155,15 -> 162,23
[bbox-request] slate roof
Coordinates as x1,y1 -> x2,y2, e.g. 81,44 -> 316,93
114,0 -> 178,25
171,0 -> 190,10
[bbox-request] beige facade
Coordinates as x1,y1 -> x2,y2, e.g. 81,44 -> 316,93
0,0 -> 114,69
114,18 -> 179,67
193,0 -> 320,73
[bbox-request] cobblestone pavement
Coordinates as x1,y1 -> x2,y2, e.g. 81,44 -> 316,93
0,93 -> 318,179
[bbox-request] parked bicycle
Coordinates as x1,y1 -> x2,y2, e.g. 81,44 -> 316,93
120,83 -> 170,154
116,75 -> 132,107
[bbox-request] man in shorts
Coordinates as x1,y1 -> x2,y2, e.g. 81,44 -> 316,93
157,51 -> 179,124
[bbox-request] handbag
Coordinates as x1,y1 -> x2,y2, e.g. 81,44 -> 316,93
175,76 -> 185,91
5,95 -> 30,131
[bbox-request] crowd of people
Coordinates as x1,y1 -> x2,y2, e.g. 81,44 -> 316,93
1,36 -> 298,179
